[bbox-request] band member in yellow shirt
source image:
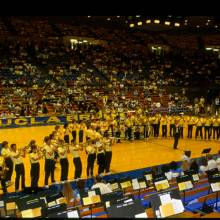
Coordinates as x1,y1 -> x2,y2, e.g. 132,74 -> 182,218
169,114 -> 175,137
178,114 -> 184,139
212,116 -> 219,140
187,114 -> 194,139
204,116 -> 211,140
161,114 -> 168,138
195,116 -> 203,139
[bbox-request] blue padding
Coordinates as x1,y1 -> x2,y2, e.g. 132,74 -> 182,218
185,190 -> 209,202
185,202 -> 203,212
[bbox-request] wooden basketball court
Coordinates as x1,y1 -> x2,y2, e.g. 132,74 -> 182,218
1,125 -> 220,193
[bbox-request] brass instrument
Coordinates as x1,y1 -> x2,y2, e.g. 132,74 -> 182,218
37,146 -> 46,159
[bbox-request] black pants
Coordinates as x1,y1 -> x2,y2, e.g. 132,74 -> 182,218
125,127 -> 132,140
31,163 -> 39,190
72,130 -> 76,142
54,151 -> 59,160
187,125 -> 193,138
5,158 -> 13,182
44,159 -> 55,185
144,125 -> 149,138
15,163 -> 25,191
116,131 -> 121,143
87,153 -> 96,177
173,133 -> 179,149
170,124 -> 175,137
97,153 -> 105,175
79,130 -> 83,143
162,125 -> 167,137
196,126 -> 203,139
105,151 -> 112,173
213,126 -> 218,139
205,126 -> 211,140
179,126 -> 183,138
64,135 -> 69,144
73,157 -> 82,179
110,124 -> 114,137
60,158 -> 69,181
1,179 -> 7,194
134,131 -> 140,140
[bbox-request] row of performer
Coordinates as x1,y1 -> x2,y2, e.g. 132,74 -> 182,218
0,125 -> 114,193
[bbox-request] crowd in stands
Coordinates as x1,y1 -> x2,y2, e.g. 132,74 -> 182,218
0,16 -> 219,120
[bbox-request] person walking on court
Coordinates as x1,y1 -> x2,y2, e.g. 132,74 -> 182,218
173,121 -> 180,150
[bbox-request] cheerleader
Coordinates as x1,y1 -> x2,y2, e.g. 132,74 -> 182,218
10,144 -> 25,192
1,141 -> 13,184
57,140 -> 69,182
29,144 -> 41,192
86,140 -> 96,178
70,140 -> 82,179
103,132 -> 113,174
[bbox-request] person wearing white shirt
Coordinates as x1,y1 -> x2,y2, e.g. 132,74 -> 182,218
1,141 -> 13,183
91,175 -> 112,195
10,144 -> 25,192
199,158 -> 208,174
44,136 -> 55,187
57,140 -> 69,182
216,156 -> 220,171
207,155 -> 217,170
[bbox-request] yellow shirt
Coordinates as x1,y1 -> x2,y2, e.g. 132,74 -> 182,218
204,118 -> 211,126
213,119 -> 219,127
169,116 -> 175,124
11,150 -> 23,165
1,148 -> 11,158
160,117 -> 167,125
29,152 -> 39,164
196,119 -> 203,126
70,145 -> 80,158
58,146 -> 67,159
44,144 -> 55,160
188,116 -> 195,125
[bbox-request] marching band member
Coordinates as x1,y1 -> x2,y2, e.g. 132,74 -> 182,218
10,144 -> 25,192
44,136 -> 56,187
29,144 -> 42,191
195,116 -> 203,139
95,138 -> 105,175
57,140 -> 69,182
204,115 -> 212,140
187,114 -> 195,139
70,140 -> 82,179
1,141 -> 13,184
63,123 -> 70,144
103,132 -> 113,174
0,155 -> 7,194
161,114 -> 168,138
86,139 -> 96,178
212,116 -> 219,140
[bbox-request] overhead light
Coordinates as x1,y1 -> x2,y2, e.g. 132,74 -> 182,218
88,16 -> 91,18
206,47 -> 212,50
83,40 -> 88,43
184,23 -> 188,25
107,18 -> 111,21
117,16 -> 120,18
207,19 -> 210,22
213,49 -> 219,52
168,15 -> 172,18
196,25 -> 200,28
206,23 -> 209,25
174,23 -> 180,27
215,25 -> 218,28
184,20 -> 188,22
136,15 -> 141,18
165,21 -> 170,25
130,23 -> 134,28
146,20 -> 151,24
137,21 -> 142,26
125,20 -> 128,23
154,19 -> 160,24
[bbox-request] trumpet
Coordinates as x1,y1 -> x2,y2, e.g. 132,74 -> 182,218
37,146 -> 46,159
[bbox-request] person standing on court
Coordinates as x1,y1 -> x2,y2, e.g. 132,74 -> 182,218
70,140 -> 82,179
1,141 -> 13,184
29,144 -> 41,192
173,120 -> 180,150
187,114 -> 194,139
86,140 -> 96,178
161,114 -> 168,138
44,136 -> 56,187
96,139 -> 105,175
195,116 -> 203,139
169,114 -> 175,137
57,140 -> 69,182
10,144 -> 25,192
103,132 -> 113,174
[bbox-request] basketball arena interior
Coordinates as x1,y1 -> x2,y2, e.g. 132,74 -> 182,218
1,16 -> 220,218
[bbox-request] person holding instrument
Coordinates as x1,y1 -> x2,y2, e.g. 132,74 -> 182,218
57,140 -> 69,182
70,140 -> 83,179
103,132 -> 113,174
11,143 -> 25,192
86,140 -> 96,178
96,139 -> 105,175
173,120 -> 180,150
29,144 -> 41,192
0,156 -> 8,194
1,141 -> 13,184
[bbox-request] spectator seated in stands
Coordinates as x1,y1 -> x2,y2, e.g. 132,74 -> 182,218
169,161 -> 183,178
190,159 -> 199,173
73,179 -> 89,205
207,154 -> 217,171
216,153 -> 220,171
91,175 -> 112,195
199,158 -> 208,174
